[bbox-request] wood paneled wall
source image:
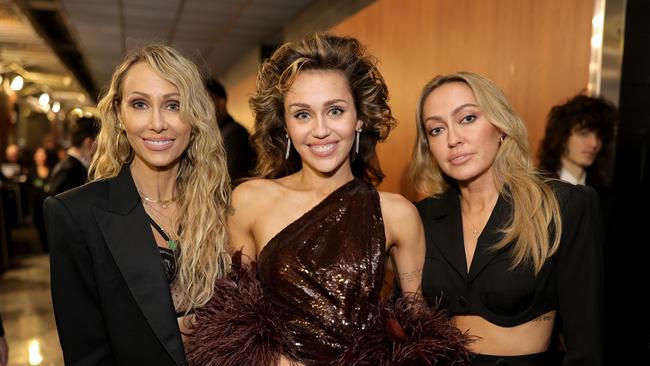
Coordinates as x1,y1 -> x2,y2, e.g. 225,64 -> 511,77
224,0 -> 594,199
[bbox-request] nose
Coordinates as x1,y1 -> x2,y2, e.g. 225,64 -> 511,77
149,108 -> 167,133
311,116 -> 331,139
447,125 -> 462,147
586,132 -> 602,149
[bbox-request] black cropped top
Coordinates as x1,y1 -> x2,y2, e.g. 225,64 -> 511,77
417,181 -> 604,364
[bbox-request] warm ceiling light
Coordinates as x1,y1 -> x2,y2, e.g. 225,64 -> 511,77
10,75 -> 24,91
71,107 -> 83,117
38,93 -> 50,107
51,101 -> 61,113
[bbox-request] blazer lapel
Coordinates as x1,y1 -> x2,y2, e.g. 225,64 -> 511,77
426,189 -> 468,278
467,193 -> 509,283
93,167 -> 185,365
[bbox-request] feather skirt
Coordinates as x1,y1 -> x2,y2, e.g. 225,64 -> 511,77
186,252 -> 471,366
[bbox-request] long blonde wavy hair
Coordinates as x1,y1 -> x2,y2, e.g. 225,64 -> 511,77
90,44 -> 231,308
409,72 -> 562,274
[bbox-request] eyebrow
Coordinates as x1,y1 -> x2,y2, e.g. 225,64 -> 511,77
288,99 -> 349,108
128,91 -> 180,98
424,103 -> 479,122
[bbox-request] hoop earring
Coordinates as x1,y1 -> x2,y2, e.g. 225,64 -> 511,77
285,134 -> 291,159
355,129 -> 362,154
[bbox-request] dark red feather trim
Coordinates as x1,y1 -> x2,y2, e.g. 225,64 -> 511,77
185,252 -> 299,366
187,253 -> 471,365
333,295 -> 472,366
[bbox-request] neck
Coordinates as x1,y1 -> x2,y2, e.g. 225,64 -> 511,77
130,159 -> 179,201
560,157 -> 586,182
292,166 -> 355,196
458,175 -> 500,214
67,147 -> 86,164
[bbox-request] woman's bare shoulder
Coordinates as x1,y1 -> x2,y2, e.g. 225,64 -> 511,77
231,178 -> 287,215
377,191 -> 421,231
377,191 -> 418,214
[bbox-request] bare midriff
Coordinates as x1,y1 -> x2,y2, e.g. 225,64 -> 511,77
452,310 -> 556,356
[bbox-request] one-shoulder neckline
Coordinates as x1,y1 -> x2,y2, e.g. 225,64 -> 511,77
258,178 -> 362,259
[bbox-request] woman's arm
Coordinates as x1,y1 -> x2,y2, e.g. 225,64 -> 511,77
380,192 -> 426,294
44,196 -> 113,365
227,181 -> 261,262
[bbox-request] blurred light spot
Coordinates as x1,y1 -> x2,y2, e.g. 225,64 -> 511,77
28,339 -> 43,365
10,75 -> 24,91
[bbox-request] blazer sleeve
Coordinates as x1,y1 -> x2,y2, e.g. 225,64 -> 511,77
43,196 -> 113,365
223,125 -> 255,183
557,186 -> 605,366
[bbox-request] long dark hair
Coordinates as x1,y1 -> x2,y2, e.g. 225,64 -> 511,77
538,94 -> 617,187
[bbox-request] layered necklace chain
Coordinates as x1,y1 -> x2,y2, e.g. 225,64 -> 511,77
140,192 -> 178,209
130,170 -> 179,248
142,197 -> 179,250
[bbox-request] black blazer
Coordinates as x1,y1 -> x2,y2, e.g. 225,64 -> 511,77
48,155 -> 88,196
417,181 -> 604,365
220,115 -> 256,184
44,166 -> 186,365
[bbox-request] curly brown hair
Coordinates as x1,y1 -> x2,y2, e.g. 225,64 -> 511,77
537,94 -> 617,187
249,32 -> 396,185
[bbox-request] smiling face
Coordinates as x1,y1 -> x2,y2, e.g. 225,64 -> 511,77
283,69 -> 362,178
118,62 -> 191,173
421,81 -> 503,185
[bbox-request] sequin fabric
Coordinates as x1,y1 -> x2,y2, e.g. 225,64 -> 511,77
257,178 -> 386,365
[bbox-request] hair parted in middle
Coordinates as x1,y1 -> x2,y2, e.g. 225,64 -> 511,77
537,94 -> 617,187
249,32 -> 396,186
91,43 -> 231,309
408,72 -> 562,275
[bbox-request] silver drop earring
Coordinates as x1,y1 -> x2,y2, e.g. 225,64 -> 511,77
355,129 -> 362,154
285,134 -> 291,159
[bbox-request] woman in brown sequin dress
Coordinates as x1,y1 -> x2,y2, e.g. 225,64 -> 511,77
187,33 -> 470,366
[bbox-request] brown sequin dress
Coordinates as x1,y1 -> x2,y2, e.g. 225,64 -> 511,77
187,179 -> 471,366
257,178 -> 385,363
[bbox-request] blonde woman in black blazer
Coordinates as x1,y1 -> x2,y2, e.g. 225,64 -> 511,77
44,44 -> 231,365
409,72 -> 604,365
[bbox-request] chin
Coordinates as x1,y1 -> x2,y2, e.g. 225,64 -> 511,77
444,168 -> 487,184
310,160 -> 349,176
142,157 -> 182,171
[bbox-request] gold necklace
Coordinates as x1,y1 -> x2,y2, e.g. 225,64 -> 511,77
139,192 -> 177,209
467,218 -> 481,238
143,203 -> 178,245
462,209 -> 490,239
